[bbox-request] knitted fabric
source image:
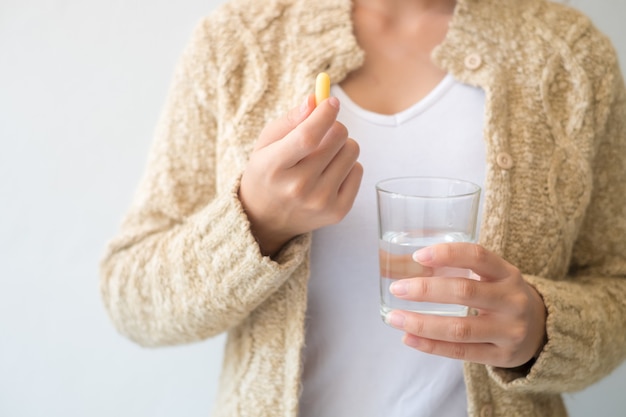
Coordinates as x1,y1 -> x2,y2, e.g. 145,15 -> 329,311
100,0 -> 626,415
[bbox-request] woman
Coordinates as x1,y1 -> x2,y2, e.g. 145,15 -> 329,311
100,0 -> 626,415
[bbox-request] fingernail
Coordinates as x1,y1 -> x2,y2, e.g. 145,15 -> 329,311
390,281 -> 408,296
385,311 -> 406,328
413,247 -> 433,263
327,96 -> 340,109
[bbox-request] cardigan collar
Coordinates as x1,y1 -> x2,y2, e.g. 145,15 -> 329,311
289,0 -> 543,89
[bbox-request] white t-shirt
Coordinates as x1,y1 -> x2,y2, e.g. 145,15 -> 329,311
299,74 -> 486,417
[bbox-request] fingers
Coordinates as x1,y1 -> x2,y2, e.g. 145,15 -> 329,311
387,310 -> 531,367
386,310 -> 505,345
239,94 -> 363,255
414,243 -> 516,282
318,137 -> 359,187
295,121 -> 351,177
269,97 -> 343,168
333,160 -> 363,218
314,138 -> 363,220
389,275 -> 507,312
402,334 -> 503,366
383,242 -> 547,367
255,94 -> 315,150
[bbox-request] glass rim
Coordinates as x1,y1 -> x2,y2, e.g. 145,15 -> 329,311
375,176 -> 481,199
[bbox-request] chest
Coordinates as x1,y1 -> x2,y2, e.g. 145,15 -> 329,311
340,6 -> 452,114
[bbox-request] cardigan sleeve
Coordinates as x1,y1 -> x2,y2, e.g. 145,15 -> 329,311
487,28 -> 626,393
99,17 -> 309,347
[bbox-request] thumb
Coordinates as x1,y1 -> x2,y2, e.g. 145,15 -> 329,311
254,94 -> 315,150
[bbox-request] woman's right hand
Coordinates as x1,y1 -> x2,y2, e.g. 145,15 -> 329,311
239,94 -> 363,257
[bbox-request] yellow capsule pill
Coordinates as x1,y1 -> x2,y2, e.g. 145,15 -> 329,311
315,72 -> 331,106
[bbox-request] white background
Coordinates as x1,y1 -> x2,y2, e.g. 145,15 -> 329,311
0,1 -> 624,416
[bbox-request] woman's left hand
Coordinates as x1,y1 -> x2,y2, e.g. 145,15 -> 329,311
385,243 -> 547,368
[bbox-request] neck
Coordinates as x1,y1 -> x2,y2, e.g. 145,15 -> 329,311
352,0 -> 457,17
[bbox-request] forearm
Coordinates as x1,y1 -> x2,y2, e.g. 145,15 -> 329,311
488,272 -> 626,393
100,183 -> 310,347
489,46 -> 626,392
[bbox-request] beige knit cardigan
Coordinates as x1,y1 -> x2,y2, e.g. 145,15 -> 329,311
100,0 -> 626,415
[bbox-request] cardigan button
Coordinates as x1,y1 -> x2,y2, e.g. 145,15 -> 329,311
496,152 -> 514,170
480,404 -> 494,417
464,53 -> 483,70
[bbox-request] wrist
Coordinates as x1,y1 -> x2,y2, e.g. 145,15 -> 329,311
252,228 -> 291,257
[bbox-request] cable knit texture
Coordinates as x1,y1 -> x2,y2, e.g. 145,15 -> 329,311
100,0 -> 626,415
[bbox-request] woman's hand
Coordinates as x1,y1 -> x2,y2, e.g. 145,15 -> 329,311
239,95 -> 363,256
385,243 -> 547,368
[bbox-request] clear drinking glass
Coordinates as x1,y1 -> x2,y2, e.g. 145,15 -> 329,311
376,177 -> 481,318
